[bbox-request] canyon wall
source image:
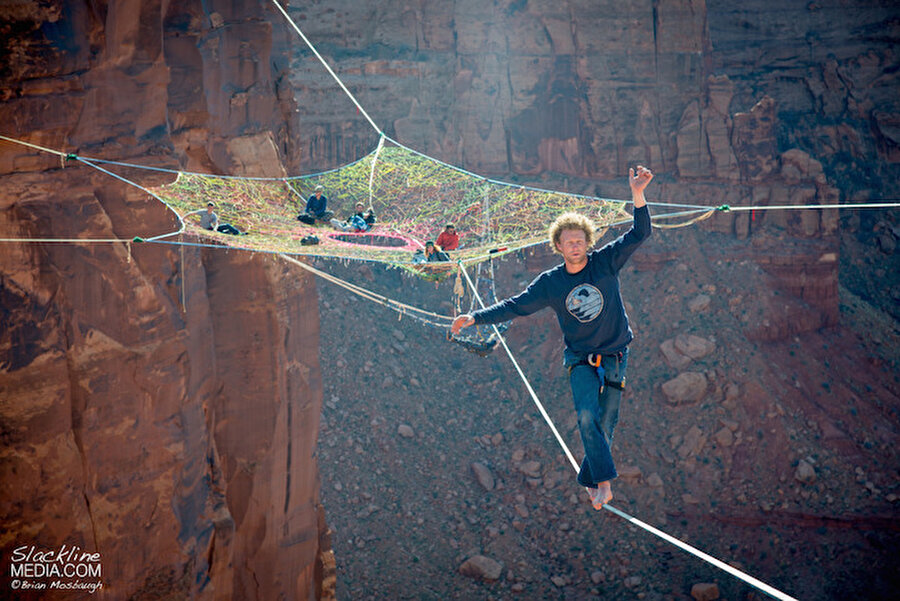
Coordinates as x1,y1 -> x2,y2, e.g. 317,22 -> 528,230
289,0 -> 899,337
281,1 -> 898,599
1,1 -> 332,599
2,0 -> 898,599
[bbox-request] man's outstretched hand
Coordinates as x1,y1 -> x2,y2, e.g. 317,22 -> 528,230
629,165 -> 653,193
628,165 -> 653,208
451,314 -> 475,335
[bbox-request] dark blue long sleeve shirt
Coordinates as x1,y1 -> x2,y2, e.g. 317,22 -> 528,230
472,205 -> 651,355
305,193 -> 328,216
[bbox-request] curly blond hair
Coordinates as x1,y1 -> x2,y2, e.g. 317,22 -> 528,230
548,212 -> 597,254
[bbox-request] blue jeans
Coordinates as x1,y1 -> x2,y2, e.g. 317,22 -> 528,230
564,348 -> 629,487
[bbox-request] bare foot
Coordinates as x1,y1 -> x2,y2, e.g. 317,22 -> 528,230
587,481 -> 613,510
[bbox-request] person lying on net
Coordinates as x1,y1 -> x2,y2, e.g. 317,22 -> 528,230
330,202 -> 376,232
189,202 -> 247,235
452,166 -> 654,510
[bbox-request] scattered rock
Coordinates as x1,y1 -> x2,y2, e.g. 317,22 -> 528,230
471,462 -> 495,491
660,338 -> 692,369
662,372 -> 708,404
691,582 -> 720,600
647,473 -> 664,488
714,427 -> 734,447
458,555 -> 503,581
618,465 -> 642,483
722,382 -> 741,410
590,570 -> 605,584
518,460 -> 542,478
678,426 -> 707,459
356,504 -> 380,519
688,294 -> 711,312
397,424 -> 415,438
674,334 -> 716,359
624,575 -> 642,588
795,459 -> 817,484
550,575 -> 568,587
682,493 -> 700,504
719,418 -> 739,432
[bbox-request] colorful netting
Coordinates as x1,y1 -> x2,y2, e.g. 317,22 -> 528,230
150,136 -> 630,277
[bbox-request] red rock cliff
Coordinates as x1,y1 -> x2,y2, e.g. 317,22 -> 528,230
1,1 -> 333,599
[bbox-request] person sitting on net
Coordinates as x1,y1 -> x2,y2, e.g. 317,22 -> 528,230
189,202 -> 246,235
435,223 -> 459,251
330,202 -> 376,232
297,185 -> 334,224
424,240 -> 450,262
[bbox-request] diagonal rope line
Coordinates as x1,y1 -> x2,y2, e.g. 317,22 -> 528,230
143,235 -> 455,328
458,262 -> 580,468
73,157 -> 185,241
457,262 -> 799,601
279,253 -> 453,327
0,133 -> 68,157
270,0 -> 383,136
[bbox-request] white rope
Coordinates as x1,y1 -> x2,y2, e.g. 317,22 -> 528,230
269,0 -> 383,136
0,134 -> 68,157
368,135 -> 385,208
457,263 -> 799,601
73,157 -> 185,240
727,202 -> 900,211
279,253 -> 453,327
0,238 -> 130,243
458,264 -> 581,471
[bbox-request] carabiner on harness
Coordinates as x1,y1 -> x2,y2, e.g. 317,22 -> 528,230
588,353 -> 605,393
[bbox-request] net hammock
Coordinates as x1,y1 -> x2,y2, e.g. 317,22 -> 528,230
150,135 -> 630,279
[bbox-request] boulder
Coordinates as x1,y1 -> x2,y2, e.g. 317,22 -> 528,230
674,334 -> 716,359
518,460 -> 542,479
691,582 -> 720,600
660,338 -> 692,369
714,427 -> 734,447
471,462 -> 495,491
795,459 -> 817,484
662,372 -> 708,404
618,465 -> 642,484
678,426 -> 707,459
459,555 -> 503,581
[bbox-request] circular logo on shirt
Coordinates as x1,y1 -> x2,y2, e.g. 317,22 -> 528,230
566,284 -> 604,322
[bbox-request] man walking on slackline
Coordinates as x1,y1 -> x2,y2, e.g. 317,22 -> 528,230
452,166 -> 653,509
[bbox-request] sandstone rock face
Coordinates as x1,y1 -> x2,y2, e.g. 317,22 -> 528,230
286,0 -> 899,342
0,2 -> 329,600
3,1 -> 899,600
